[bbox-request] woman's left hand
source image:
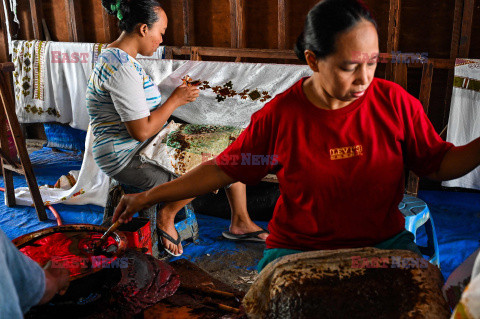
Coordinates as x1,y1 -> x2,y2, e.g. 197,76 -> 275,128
112,192 -> 151,224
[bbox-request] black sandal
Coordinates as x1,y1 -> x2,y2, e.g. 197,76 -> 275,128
158,227 -> 182,256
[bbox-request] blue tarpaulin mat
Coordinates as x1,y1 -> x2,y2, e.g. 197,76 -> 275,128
0,147 -> 103,240
0,147 -> 479,280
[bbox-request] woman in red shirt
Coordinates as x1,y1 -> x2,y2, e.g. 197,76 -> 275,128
111,0 -> 480,271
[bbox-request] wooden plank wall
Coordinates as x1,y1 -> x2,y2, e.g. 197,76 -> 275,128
1,0 -> 478,131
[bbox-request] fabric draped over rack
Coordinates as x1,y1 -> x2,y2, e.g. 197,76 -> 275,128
443,59 -> 480,190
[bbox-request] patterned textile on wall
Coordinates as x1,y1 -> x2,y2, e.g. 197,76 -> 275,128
139,121 -> 243,176
158,60 -> 312,128
11,41 -> 165,130
12,40 -> 55,121
443,59 -> 480,190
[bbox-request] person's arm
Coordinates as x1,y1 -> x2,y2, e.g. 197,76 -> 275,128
124,84 -> 199,142
112,159 -> 236,223
427,137 -> 480,181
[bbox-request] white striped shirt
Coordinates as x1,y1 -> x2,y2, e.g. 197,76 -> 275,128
86,48 -> 162,176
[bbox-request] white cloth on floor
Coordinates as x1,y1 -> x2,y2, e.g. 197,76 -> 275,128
443,59 -> 480,190
158,60 -> 312,128
14,126 -> 110,207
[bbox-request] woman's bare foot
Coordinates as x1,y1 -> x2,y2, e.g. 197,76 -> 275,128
229,220 -> 269,241
157,206 -> 183,256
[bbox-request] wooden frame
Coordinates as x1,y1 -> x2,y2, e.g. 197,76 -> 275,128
277,0 -> 288,49
229,0 -> 246,49
64,0 -> 84,42
0,62 -> 47,221
182,0 -> 195,46
0,0 -> 11,61
28,0 -> 44,40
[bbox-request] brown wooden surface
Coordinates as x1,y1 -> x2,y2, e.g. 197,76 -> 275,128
144,259 -> 244,319
101,9 -> 113,43
171,46 -> 298,60
28,0 -> 43,40
386,0 -> 401,81
229,0 -> 246,49
0,0 -> 9,62
450,0 -> 464,58
458,0 -> 475,57
419,61 -> 434,114
0,65 -> 47,220
182,0 -> 195,46
64,0 -> 83,42
278,0 -> 287,49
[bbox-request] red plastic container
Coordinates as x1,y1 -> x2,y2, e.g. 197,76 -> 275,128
118,217 -> 152,255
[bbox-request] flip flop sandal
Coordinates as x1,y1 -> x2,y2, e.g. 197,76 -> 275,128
158,228 -> 182,257
222,229 -> 269,243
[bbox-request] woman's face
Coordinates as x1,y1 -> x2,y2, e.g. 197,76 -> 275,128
139,7 -> 168,56
307,20 -> 379,107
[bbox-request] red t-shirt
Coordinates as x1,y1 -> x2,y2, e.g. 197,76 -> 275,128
216,77 -> 453,251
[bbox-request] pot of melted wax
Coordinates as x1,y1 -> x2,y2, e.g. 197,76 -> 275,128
13,224 -> 127,304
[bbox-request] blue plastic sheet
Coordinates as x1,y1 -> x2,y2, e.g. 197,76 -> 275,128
0,147 -> 103,240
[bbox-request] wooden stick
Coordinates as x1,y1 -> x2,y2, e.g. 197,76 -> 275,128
96,220 -> 122,247
203,297 -> 241,314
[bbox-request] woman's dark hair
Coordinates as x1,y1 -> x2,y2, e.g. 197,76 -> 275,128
294,0 -> 377,62
102,0 -> 163,33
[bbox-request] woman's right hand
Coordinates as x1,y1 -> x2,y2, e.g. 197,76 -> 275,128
112,192 -> 151,224
170,83 -> 200,107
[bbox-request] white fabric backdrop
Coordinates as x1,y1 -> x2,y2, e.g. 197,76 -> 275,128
443,59 -> 480,190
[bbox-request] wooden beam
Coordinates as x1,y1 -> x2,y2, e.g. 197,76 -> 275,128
29,0 -> 43,40
229,0 -> 246,48
64,0 -> 84,42
386,0 -> 401,81
229,0 -> 237,48
0,0 -> 10,62
167,47 -> 455,67
418,61 -> 434,115
102,9 -> 112,42
393,63 -> 407,89
171,46 -> 298,60
444,0 -> 470,134
449,0 -> 463,58
236,0 -> 246,48
278,0 -> 287,49
182,0 -> 195,46
0,62 -> 14,72
458,0 -> 474,57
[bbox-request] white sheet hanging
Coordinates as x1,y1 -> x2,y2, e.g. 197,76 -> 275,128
442,59 -> 480,190
158,60 -> 312,128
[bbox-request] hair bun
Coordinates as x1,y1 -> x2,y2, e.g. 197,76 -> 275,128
101,0 -> 119,16
294,32 -> 307,63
